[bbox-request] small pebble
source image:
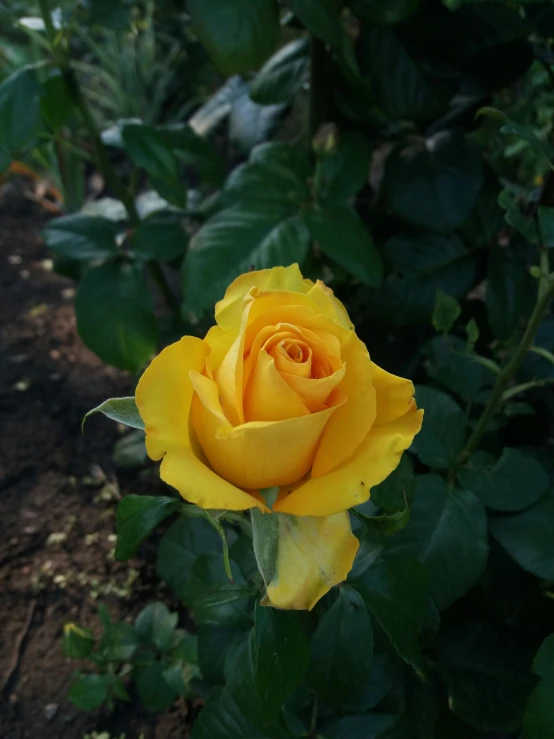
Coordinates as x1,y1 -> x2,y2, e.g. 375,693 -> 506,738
44,703 -> 58,721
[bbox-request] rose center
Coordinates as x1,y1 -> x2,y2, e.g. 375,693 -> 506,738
283,340 -> 309,364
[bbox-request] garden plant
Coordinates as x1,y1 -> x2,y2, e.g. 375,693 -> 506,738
2,0 -> 554,737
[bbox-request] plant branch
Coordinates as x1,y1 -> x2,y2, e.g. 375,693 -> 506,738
455,277 -> 554,467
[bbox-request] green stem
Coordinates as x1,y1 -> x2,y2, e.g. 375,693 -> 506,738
455,278 -> 554,467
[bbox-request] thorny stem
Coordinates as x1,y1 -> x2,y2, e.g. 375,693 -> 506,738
38,0 -> 181,322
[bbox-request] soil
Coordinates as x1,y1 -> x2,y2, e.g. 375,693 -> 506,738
0,192 -> 192,738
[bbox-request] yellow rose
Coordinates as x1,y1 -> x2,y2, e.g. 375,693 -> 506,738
136,264 -> 423,610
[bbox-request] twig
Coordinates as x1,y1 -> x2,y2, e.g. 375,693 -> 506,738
1,600 -> 37,694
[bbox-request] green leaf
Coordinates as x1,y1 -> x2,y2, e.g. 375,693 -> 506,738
385,475 -> 488,610
252,603 -> 309,721
384,136 -> 483,232
412,386 -> 466,469
523,676 -> 554,739
197,624 -> 238,684
458,448 -> 549,512
362,28 -> 451,121
69,674 -> 112,711
0,66 -> 42,154
191,688 -> 263,739
353,505 -> 410,536
424,335 -> 493,403
191,584 -> 255,623
249,37 -> 309,105
344,647 -> 401,712
43,214 -> 119,261
122,123 -> 179,182
305,205 -> 383,287
354,558 -> 428,672
308,587 -> 373,705
131,216 -> 188,262
370,454 -> 416,514
324,714 -> 400,739
350,0 -> 419,25
75,262 -> 158,372
498,189 -> 540,244
185,555 -> 250,627
437,622 -> 535,733
374,232 -> 476,325
134,662 -> 178,713
82,396 -> 144,432
491,491 -> 554,581
533,635 -> 554,679
314,131 -> 370,205
63,623 -> 95,659
432,289 -> 461,333
134,602 -> 178,652
184,205 -> 309,312
156,517 -> 221,599
188,0 -> 279,75
116,496 -> 181,561
538,206 -> 554,248
40,71 -> 75,131
478,107 -> 553,170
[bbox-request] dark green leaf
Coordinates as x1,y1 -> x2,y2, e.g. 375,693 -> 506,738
458,448 -> 549,512
385,475 -> 488,610
363,28 -> 451,121
354,558 -> 428,672
189,0 -> 280,75
374,232 -> 476,325
135,602 -> 178,652
308,587 -> 373,705
324,713 -> 400,738
75,262 -> 158,372
412,386 -> 466,469
63,624 -> 95,659
478,107 -> 553,169
371,454 -> 415,514
86,0 -> 131,29
156,517 -> 221,599
354,505 -> 410,536
533,635 -> 554,679
432,290 -> 460,333
437,623 -> 534,733
350,0 -> 419,25
249,38 -> 309,105
131,217 -> 188,262
498,189 -> 540,244
344,648 -> 401,712
384,136 -> 483,231
69,674 -> 112,711
314,131 -> 370,205
115,496 -> 181,561
122,123 -> 179,182
191,688 -> 263,739
305,205 -> 383,287
43,214 -> 119,261
40,71 -> 75,131
184,204 -> 309,312
112,429 -> 148,468
134,662 -> 178,713
187,554 -> 250,627
191,584 -> 255,624
491,491 -> 554,580
83,396 -> 144,432
424,335 -> 493,403
0,66 -> 42,153
252,603 -> 309,721
523,676 -> 554,739
290,0 -> 345,49
197,624 -> 239,684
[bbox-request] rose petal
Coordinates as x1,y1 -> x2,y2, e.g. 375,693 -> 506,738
244,348 -> 310,422
136,337 -> 263,511
372,364 -> 417,425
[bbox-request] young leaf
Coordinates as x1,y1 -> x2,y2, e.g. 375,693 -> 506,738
134,602 -> 178,652
385,475 -> 488,611
68,674 -> 113,711
352,504 -> 410,536
63,623 -> 95,659
432,289 -> 461,333
251,603 -> 309,721
188,0 -> 279,75
75,262 -> 158,372
82,396 -> 144,432
308,587 -> 373,705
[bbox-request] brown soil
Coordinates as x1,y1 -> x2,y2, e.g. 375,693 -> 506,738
0,194 -> 191,738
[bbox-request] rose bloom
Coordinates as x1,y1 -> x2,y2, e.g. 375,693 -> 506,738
136,265 -> 423,610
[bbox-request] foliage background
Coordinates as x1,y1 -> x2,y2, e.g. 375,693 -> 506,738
2,0 -> 554,737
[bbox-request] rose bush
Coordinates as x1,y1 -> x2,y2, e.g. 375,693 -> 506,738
135,264 -> 422,609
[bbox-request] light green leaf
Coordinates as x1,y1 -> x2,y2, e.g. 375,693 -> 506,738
432,289 -> 461,333
82,396 -> 144,432
135,602 -> 178,652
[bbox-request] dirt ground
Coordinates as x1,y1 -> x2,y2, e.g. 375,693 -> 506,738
0,193 -> 192,738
